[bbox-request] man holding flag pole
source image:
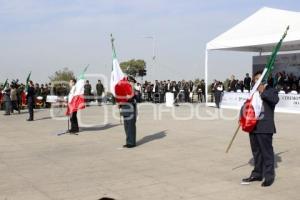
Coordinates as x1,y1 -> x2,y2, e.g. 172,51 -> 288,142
65,65 -> 89,134
25,72 -> 36,121
110,34 -> 138,148
226,26 -> 289,187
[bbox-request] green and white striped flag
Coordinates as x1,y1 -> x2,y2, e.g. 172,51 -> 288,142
1,79 -> 8,90
110,35 -> 125,96
25,71 -> 31,92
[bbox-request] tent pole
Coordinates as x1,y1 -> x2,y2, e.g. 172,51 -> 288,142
204,49 -> 209,105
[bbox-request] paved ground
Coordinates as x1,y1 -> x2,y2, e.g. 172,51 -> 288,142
0,104 -> 299,200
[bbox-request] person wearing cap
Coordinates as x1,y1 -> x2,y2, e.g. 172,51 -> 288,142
26,80 -> 35,121
120,76 -> 138,148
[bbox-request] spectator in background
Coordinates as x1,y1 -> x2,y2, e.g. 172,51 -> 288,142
35,83 -> 41,97
228,75 -> 237,92
84,80 -> 92,106
200,79 -> 206,102
214,81 -> 224,108
3,85 -> 11,115
135,83 -> 142,103
290,84 -> 298,94
10,84 -> 20,114
244,73 -> 251,91
236,80 -> 244,92
96,80 -> 104,106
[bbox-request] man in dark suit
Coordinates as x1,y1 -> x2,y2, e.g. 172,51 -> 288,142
26,81 -> 35,121
214,81 -> 223,108
244,73 -> 252,91
96,80 -> 104,106
228,75 -> 237,92
242,71 -> 279,187
84,80 -> 92,106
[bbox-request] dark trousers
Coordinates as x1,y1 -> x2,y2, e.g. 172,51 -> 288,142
215,91 -> 222,108
70,111 -> 79,132
4,101 -> 11,115
97,97 -> 102,105
249,133 -> 275,180
27,100 -> 34,120
123,106 -> 137,146
11,101 -> 19,113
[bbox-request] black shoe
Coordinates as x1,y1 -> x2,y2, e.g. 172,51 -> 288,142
69,130 -> 79,134
242,176 -> 263,182
261,178 -> 274,187
27,119 -> 33,121
123,144 -> 136,148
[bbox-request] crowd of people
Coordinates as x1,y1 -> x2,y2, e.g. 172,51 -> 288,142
1,70 -> 300,114
0,79 -> 106,113
138,79 -> 206,103
211,71 -> 300,95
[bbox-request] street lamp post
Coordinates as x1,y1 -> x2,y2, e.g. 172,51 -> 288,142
144,35 -> 156,81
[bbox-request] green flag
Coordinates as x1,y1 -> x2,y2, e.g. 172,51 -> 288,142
1,79 -> 8,90
249,26 -> 289,97
78,64 -> 89,80
263,26 -> 289,82
25,72 -> 31,92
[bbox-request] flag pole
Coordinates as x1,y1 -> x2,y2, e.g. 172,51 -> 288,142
226,124 -> 240,153
110,33 -> 123,125
225,26 -> 289,153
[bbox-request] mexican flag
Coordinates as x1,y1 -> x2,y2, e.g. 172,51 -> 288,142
1,79 -> 8,90
240,26 -> 289,132
25,72 -> 31,92
110,36 -> 125,96
66,66 -> 88,116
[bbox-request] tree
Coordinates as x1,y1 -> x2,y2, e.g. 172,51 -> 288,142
49,67 -> 75,83
120,59 -> 146,77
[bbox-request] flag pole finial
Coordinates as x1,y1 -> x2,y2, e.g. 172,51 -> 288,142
111,34 -> 117,57
111,33 -> 115,47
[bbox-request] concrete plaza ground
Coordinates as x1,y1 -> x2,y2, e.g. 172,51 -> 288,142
0,104 -> 299,200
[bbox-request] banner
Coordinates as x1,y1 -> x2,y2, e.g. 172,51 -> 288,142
220,92 -> 300,113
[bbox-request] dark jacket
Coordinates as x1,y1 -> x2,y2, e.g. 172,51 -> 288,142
119,95 -> 137,117
27,86 -> 36,102
252,86 -> 279,134
96,83 -> 104,95
3,93 -> 11,102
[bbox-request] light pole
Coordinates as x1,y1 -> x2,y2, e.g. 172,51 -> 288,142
144,35 -> 156,81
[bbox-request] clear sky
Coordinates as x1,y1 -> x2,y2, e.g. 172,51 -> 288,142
0,0 -> 300,86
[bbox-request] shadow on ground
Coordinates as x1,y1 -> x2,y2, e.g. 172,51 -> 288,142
137,130 -> 167,146
232,151 -> 288,170
80,123 -> 120,132
34,116 -> 53,121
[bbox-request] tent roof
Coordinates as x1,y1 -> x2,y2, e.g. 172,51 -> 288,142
206,7 -> 300,52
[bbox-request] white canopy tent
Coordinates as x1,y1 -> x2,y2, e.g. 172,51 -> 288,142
205,7 -> 300,104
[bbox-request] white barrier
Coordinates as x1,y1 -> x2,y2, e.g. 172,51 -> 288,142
46,95 -> 58,103
220,92 -> 300,114
165,92 -> 174,107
